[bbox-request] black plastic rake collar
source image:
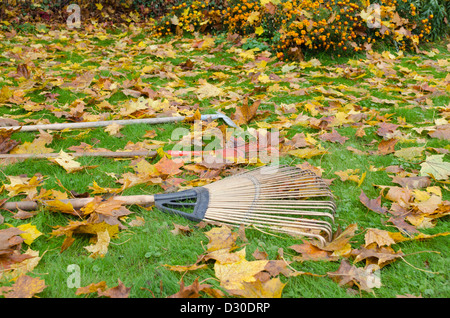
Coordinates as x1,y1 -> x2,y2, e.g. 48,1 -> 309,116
154,187 -> 210,222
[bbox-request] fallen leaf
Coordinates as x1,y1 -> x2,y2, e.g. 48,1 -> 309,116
168,278 -> 212,298
364,228 -> 396,247
97,279 -> 131,298
420,155 -> 450,180
75,281 -> 107,295
0,275 -> 46,298
327,260 -> 380,293
205,226 -> 238,252
232,97 -> 261,126
359,190 -> 388,215
154,156 -> 184,176
290,241 -> 338,261
84,229 -> 110,258
319,129 -> 349,144
15,223 -> 42,245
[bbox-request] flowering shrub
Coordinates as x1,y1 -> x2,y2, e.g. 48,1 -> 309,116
152,0 -> 449,59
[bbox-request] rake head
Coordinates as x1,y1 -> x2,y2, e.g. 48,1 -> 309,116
154,165 -> 336,246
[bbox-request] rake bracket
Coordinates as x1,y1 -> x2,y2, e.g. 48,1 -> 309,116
154,187 -> 210,222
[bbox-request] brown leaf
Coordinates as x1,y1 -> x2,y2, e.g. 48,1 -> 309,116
327,260 -> 378,293
232,97 -> 261,126
428,124 -> 450,141
376,122 -> 399,137
319,129 -> 349,144
0,128 -> 20,154
364,228 -> 396,247
290,241 -> 339,261
390,176 -> 431,189
388,216 -> 419,235
0,275 -> 46,298
171,223 -> 193,236
154,156 -> 184,176
97,279 -> 131,298
0,227 -> 25,251
179,59 -> 194,71
75,281 -> 107,295
359,190 -> 388,215
16,64 -> 31,79
168,278 -> 212,298
352,245 -> 404,268
377,138 -> 398,155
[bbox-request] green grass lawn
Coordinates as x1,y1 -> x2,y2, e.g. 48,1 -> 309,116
0,25 -> 449,298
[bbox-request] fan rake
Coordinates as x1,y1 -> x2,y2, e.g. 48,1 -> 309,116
1,165 -> 336,245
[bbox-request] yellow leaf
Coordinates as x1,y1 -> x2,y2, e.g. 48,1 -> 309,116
238,277 -> 286,298
205,226 -> 238,252
288,148 -> 328,159
164,263 -> 208,272
84,229 -> 110,258
16,223 -> 42,245
95,3 -> 103,10
52,151 -> 83,173
358,171 -> 366,187
44,199 -> 76,214
214,258 -> 269,290
247,11 -> 260,24
255,26 -> 264,35
4,175 -> 43,198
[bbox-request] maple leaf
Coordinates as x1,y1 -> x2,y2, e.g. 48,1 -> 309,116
4,174 -> 43,198
214,258 -> 269,291
104,123 -> 124,137
0,227 -> 25,251
84,229 -> 110,258
318,129 -> 349,144
334,169 -> 362,183
428,124 -> 450,141
154,156 -> 184,176
230,277 -> 286,298
364,228 -> 397,248
327,260 -> 380,293
164,263 -> 208,273
97,279 -> 131,298
75,281 -> 107,296
377,138 -> 398,155
168,278 -> 213,298
420,155 -> 450,180
51,151 -> 84,173
205,226 -> 239,252
1,248 -> 41,281
359,190 -> 388,215
0,128 -> 20,154
0,275 -> 47,298
15,223 -> 42,245
204,246 -> 247,264
10,130 -> 53,155
394,146 -> 425,162
60,71 -> 95,91
288,147 -> 329,159
290,241 -> 339,262
390,176 -> 431,189
321,223 -> 358,256
352,245 -> 404,268
231,97 -> 261,126
195,79 -> 224,100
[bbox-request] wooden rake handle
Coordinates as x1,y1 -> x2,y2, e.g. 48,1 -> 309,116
0,150 -> 157,160
1,195 -> 156,211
